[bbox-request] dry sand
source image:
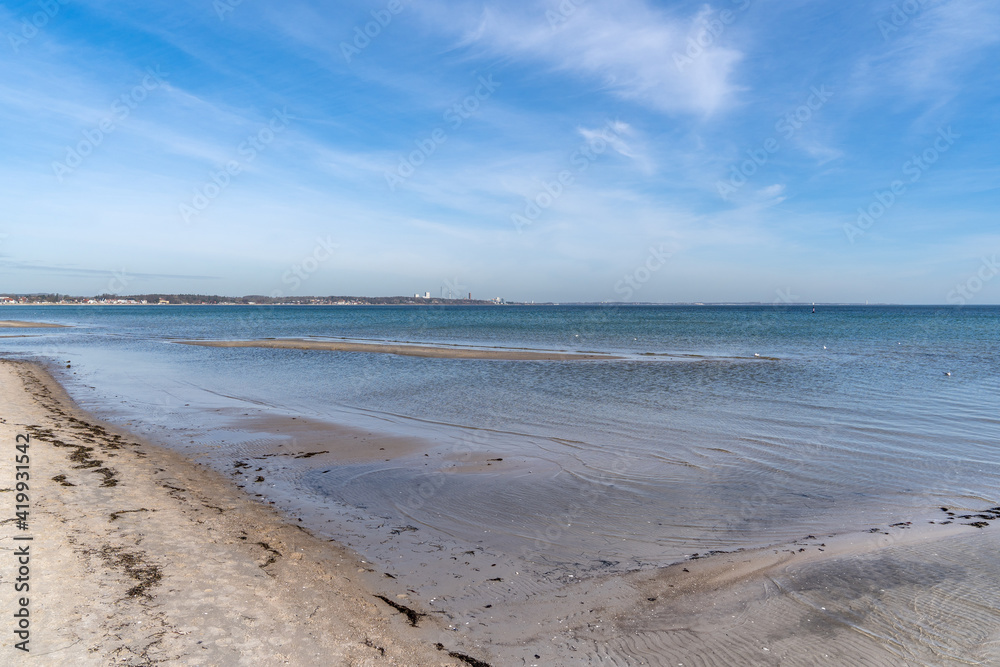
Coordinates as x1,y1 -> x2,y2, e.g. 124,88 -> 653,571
0,322 -> 69,329
0,360 -> 471,666
177,339 -> 623,361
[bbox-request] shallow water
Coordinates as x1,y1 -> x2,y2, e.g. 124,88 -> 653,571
2,305 -> 999,578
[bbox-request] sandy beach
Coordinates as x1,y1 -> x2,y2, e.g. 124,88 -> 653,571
0,360 -> 472,666
3,356 -> 1000,665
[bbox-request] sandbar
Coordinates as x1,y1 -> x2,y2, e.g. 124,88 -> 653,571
0,320 -> 69,328
178,338 -> 624,360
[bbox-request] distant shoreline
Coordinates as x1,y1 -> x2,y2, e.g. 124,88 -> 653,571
2,300 -> 944,307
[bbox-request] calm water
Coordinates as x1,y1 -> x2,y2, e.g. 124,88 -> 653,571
3,304 -> 999,573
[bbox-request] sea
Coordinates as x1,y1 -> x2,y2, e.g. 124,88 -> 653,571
3,304 -> 999,578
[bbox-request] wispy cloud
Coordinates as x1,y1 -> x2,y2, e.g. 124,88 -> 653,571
757,183 -> 786,202
578,120 -> 635,158
0,262 -> 219,280
857,0 -> 1000,99
442,1 -> 744,115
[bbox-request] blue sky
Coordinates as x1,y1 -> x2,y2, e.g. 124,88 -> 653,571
0,0 -> 998,303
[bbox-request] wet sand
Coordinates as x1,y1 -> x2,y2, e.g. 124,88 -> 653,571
485,522 -> 1000,664
177,338 -> 624,361
0,321 -> 69,328
3,358 -> 999,665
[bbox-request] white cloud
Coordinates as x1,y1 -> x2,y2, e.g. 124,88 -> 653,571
758,184 -> 786,200
859,0 -> 1000,98
578,121 -> 635,158
798,140 -> 843,165
447,1 -> 744,115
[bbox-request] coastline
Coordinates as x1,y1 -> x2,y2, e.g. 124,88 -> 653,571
3,356 -> 999,664
0,359 -> 470,666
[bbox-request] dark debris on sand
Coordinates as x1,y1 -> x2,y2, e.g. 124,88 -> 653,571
435,643 -> 493,667
374,595 -> 426,627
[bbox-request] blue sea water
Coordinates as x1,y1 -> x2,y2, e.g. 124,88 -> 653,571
2,304 -> 999,570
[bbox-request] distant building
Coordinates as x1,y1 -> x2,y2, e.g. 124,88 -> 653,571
424,292 -> 431,299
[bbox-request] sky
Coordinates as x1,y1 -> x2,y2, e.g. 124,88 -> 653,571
0,0 -> 998,303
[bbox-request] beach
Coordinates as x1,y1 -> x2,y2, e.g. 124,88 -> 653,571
3,367 -> 1000,667
0,359 -> 471,666
8,0 -> 1000,660
2,306 -> 1000,665
6,0 -> 999,659
4,356 -> 999,665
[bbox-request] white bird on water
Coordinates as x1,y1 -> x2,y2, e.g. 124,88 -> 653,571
944,372 -> 952,376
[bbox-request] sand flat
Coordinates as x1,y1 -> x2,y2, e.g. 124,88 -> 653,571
178,337 -> 624,360
0,360 -> 468,666
0,320 -> 69,328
